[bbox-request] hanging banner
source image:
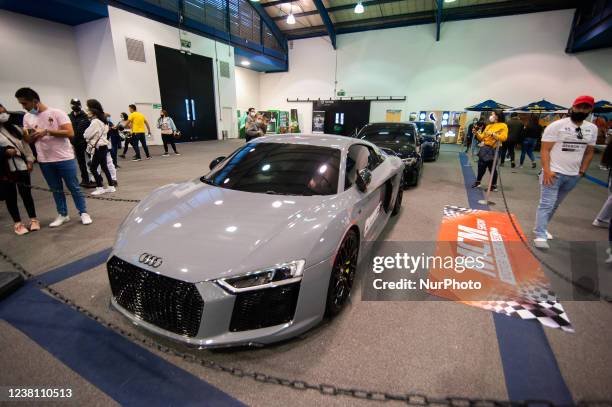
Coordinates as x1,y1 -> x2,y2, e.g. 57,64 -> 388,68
429,205 -> 573,332
312,111 -> 325,133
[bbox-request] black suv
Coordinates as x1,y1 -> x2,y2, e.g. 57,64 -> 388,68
357,122 -> 423,187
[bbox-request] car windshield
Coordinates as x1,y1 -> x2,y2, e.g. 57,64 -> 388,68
201,143 -> 341,196
414,122 -> 436,135
359,127 -> 416,146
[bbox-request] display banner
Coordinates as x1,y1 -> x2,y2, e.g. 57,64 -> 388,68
430,206 -> 574,332
312,111 -> 325,133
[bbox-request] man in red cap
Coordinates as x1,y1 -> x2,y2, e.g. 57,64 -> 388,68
534,95 -> 596,249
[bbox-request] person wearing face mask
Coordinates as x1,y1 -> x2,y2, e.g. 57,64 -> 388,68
0,103 -> 39,235
245,113 -> 265,142
68,98 -> 96,188
246,108 -> 256,126
15,87 -> 92,227
84,100 -> 115,196
533,96 -> 597,249
471,110 -> 508,192
157,109 -> 180,156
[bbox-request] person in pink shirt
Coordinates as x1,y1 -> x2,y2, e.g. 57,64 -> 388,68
15,88 -> 92,227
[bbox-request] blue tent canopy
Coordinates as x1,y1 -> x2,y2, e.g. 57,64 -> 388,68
465,99 -> 513,111
511,99 -> 567,113
594,100 -> 612,113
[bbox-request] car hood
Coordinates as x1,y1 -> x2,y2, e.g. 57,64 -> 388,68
112,180 -> 342,283
375,141 -> 416,156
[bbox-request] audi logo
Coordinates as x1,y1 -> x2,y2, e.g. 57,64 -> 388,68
139,253 -> 163,268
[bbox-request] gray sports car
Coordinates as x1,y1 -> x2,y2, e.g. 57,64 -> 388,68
107,134 -> 404,347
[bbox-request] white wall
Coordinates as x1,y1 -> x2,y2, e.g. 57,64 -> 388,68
259,9 -> 612,133
235,67 -> 261,112
106,6 -> 238,142
74,18 -> 124,122
0,10 -> 86,112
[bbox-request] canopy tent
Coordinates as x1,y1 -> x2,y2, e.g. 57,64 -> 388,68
593,100 -> 612,113
465,99 -> 513,111
510,99 -> 567,113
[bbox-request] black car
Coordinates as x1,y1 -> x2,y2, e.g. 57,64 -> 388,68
411,122 -> 440,161
357,122 -> 423,187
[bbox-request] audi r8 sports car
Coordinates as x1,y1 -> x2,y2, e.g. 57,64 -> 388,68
107,135 -> 404,347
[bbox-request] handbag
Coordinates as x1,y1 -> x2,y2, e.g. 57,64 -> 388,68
173,130 -> 182,139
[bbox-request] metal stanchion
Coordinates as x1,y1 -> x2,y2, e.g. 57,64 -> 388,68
478,141 -> 501,206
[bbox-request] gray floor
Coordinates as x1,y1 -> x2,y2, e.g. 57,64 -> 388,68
0,140 -> 611,405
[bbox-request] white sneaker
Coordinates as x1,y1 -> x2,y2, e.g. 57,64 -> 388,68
49,215 -> 70,228
593,219 -> 609,228
80,213 -> 93,225
106,186 -> 116,193
91,187 -> 106,196
533,238 -> 550,250
546,231 -> 553,240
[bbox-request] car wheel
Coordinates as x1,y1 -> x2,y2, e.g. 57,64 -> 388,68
391,184 -> 403,216
325,229 -> 359,317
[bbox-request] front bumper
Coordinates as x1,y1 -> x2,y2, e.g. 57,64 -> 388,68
107,255 -> 333,347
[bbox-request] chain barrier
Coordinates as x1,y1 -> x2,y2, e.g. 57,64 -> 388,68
495,166 -> 612,303
9,180 -> 141,203
1,166 -> 611,404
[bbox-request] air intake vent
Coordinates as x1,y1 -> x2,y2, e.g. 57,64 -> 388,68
126,37 -> 146,62
219,61 -> 230,78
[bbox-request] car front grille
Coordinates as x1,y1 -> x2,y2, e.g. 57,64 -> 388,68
229,282 -> 300,332
107,256 -> 204,338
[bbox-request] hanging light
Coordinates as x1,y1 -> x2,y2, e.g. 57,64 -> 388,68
287,2 -> 296,25
354,2 -> 364,14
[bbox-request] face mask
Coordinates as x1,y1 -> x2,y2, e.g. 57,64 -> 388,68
0,112 -> 9,123
489,115 -> 496,123
29,108 -> 39,115
570,111 -> 589,122
250,112 -> 255,117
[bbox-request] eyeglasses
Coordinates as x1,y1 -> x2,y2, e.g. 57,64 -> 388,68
575,127 -> 583,140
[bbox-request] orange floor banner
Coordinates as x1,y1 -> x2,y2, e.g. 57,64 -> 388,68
429,205 -> 573,332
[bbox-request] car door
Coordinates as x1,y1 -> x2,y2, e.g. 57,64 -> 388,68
345,144 -> 388,240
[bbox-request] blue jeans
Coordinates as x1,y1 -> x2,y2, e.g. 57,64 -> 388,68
534,173 -> 580,239
39,159 -> 87,216
520,138 -> 536,165
131,133 -> 150,159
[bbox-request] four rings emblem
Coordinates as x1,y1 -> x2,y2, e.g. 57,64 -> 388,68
139,253 -> 163,268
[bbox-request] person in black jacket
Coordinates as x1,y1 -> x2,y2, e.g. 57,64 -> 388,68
519,115 -> 542,169
68,98 -> 95,188
499,113 -> 523,168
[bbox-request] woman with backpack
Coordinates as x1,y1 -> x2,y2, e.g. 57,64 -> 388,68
0,103 -> 39,235
84,99 -> 115,196
157,109 -> 180,156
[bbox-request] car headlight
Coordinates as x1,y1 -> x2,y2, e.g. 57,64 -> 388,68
217,260 -> 305,293
402,157 -> 417,165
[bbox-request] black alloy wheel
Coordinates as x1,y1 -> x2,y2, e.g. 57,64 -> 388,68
391,183 -> 403,216
325,229 -> 359,317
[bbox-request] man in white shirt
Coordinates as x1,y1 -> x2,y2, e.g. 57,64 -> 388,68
534,95 -> 597,249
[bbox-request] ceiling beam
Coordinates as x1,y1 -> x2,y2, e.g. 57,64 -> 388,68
249,1 -> 289,51
272,0 -> 405,21
435,0 -> 443,41
285,0 -> 577,39
312,0 -> 336,49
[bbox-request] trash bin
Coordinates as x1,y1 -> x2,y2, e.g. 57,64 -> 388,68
222,130 -> 228,140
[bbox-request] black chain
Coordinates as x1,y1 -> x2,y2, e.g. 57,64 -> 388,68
11,180 -> 141,203
495,165 -> 612,302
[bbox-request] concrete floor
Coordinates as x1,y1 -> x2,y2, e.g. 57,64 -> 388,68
0,140 -> 611,406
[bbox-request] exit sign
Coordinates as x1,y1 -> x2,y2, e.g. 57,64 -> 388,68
152,103 -> 162,109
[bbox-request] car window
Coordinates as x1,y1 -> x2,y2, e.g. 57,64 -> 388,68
345,144 -> 379,190
202,143 -> 341,196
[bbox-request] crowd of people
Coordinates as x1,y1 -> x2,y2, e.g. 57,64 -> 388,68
0,87 -> 181,235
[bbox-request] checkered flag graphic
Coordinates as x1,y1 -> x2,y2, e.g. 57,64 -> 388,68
443,205 -> 482,218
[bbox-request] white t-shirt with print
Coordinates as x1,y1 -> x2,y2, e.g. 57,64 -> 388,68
542,117 -> 597,176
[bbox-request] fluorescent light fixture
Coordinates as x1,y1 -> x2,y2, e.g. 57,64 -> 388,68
287,13 -> 296,25
444,0 -> 457,2
240,60 -> 250,66
354,2 -> 364,14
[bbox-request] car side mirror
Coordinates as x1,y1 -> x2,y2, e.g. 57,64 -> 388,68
356,168 -> 372,192
209,156 -> 226,170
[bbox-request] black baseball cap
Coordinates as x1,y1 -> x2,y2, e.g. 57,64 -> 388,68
70,98 -> 81,106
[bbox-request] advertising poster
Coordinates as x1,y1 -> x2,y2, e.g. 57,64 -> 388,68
385,109 -> 402,122
429,206 -> 573,332
312,111 -> 325,133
